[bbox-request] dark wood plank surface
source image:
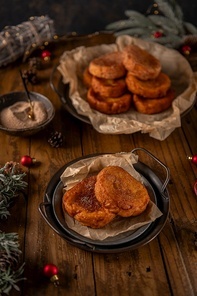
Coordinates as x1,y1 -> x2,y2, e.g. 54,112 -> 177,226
0,33 -> 196,296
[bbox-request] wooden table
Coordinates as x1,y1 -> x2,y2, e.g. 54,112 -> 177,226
0,33 -> 197,296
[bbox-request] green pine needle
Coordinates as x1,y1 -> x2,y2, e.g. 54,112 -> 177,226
0,162 -> 27,220
0,232 -> 26,295
0,161 -> 27,294
0,232 -> 21,257
0,263 -> 26,295
105,0 -> 197,48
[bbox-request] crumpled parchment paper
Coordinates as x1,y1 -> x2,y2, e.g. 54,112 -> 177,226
57,35 -> 197,140
60,152 -> 163,241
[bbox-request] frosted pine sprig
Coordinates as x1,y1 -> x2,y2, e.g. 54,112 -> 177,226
0,162 -> 27,219
0,232 -> 25,295
105,0 -> 197,49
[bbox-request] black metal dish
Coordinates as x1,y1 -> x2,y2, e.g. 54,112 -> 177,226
50,64 -> 196,126
50,65 -> 90,124
39,148 -> 170,253
52,176 -> 156,246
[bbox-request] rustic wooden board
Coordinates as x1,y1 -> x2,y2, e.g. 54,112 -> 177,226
0,34 -> 196,296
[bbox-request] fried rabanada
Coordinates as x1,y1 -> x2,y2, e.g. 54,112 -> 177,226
62,166 -> 150,228
82,44 -> 175,115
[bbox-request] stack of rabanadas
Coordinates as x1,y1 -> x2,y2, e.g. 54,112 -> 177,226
83,44 -> 175,115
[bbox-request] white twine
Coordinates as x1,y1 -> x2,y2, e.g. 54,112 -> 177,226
0,15 -> 56,67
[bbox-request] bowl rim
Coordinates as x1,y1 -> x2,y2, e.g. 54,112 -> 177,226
0,91 -> 55,132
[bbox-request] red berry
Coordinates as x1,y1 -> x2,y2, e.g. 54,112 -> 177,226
41,50 -> 51,61
187,154 -> 197,165
153,31 -> 163,38
192,154 -> 197,165
181,45 -> 191,55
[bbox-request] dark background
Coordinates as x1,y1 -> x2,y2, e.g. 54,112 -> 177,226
0,0 -> 197,35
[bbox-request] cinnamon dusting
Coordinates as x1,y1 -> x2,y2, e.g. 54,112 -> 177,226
0,101 -> 47,129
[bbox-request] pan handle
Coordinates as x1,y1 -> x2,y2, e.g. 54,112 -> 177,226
39,201 -> 54,225
39,200 -> 96,250
131,147 -> 170,198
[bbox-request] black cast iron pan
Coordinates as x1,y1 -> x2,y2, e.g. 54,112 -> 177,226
39,148 -> 170,253
50,64 -> 196,126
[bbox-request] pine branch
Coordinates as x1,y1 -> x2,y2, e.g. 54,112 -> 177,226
0,263 -> 26,295
0,162 -> 27,219
124,10 -> 156,28
184,22 -> 197,35
173,0 -> 184,21
156,0 -> 185,34
0,232 -> 25,295
0,162 -> 27,294
105,18 -> 154,31
145,34 -> 183,48
0,200 -> 10,219
148,15 -> 180,35
0,232 -> 21,258
105,0 -> 197,49
114,27 -> 154,37
156,0 -> 182,21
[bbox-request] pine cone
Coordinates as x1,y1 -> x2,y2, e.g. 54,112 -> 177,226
3,161 -> 23,175
28,57 -> 42,70
22,68 -> 38,84
183,34 -> 197,49
48,131 -> 63,148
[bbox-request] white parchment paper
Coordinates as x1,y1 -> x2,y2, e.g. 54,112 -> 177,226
60,153 -> 163,241
58,35 -> 197,140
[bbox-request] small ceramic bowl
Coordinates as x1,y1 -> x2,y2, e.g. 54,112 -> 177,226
0,91 -> 55,136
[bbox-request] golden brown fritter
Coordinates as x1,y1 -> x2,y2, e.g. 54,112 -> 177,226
62,175 -> 116,228
91,76 -> 127,98
133,88 -> 175,114
95,166 -> 150,217
89,51 -> 126,79
122,44 -> 161,80
87,87 -> 132,115
82,67 -> 93,88
126,72 -> 171,98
